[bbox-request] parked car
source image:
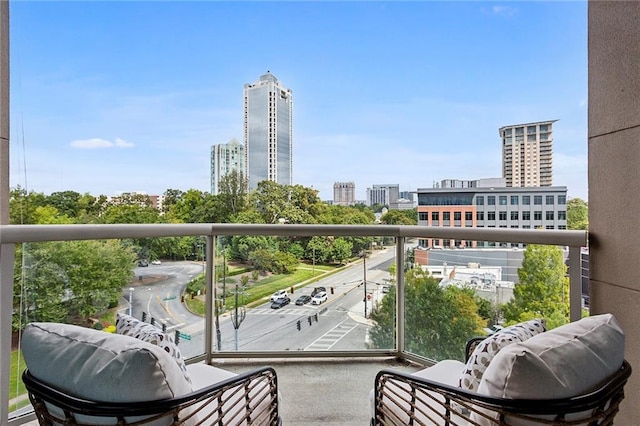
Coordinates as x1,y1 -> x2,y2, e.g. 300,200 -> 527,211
311,291 -> 327,305
151,260 -> 161,265
137,259 -> 149,267
295,295 -> 312,305
382,285 -> 390,293
270,289 -> 289,302
311,286 -> 326,297
270,296 -> 290,309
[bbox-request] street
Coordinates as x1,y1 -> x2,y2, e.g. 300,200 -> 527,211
122,247 -> 396,359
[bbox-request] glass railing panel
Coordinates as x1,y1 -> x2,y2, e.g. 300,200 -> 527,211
10,237 -> 209,417
403,241 -> 574,362
209,234 -> 396,353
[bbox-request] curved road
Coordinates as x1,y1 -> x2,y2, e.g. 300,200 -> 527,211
121,248 -> 398,358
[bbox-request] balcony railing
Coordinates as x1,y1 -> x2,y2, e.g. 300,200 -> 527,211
0,223 -> 587,425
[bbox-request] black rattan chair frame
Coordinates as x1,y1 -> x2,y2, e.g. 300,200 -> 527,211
23,365 -> 281,426
373,360 -> 631,426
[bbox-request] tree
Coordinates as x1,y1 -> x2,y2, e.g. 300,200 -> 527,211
380,209 -> 417,225
567,198 -> 588,230
502,244 -> 569,329
218,170 -> 247,219
369,268 -> 484,361
330,238 -> 352,265
13,240 -> 136,328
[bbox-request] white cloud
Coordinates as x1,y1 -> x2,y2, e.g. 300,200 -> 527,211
70,137 -> 135,149
114,138 -> 135,148
492,6 -> 518,17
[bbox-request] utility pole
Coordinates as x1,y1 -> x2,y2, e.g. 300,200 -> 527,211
230,285 -> 246,351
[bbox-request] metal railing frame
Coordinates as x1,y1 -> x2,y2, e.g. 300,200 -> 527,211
0,223 -> 587,425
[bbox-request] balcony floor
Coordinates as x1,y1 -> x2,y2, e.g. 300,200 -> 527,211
221,357 -> 422,425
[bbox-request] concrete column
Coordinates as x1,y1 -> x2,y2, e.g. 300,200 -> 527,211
588,1 -> 640,422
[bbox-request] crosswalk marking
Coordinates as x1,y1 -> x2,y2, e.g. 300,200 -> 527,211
305,320 -> 358,351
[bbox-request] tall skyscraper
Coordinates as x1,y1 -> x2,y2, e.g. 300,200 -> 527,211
499,120 -> 556,187
243,71 -> 293,191
210,138 -> 245,195
333,182 -> 356,206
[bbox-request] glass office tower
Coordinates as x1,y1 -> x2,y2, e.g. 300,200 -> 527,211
243,71 -> 293,191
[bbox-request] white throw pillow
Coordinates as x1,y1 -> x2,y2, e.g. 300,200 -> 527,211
478,313 -> 624,400
116,313 -> 191,384
459,318 -> 546,391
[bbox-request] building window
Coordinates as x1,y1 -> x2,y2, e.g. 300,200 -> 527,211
443,239 -> 450,247
534,211 -> 542,220
522,211 -> 531,220
546,211 -> 554,220
546,195 -> 554,205
522,195 -> 530,205
558,210 -> 566,220
433,239 -> 440,246
510,195 -> 519,205
499,211 -> 507,221
558,195 -> 566,205
477,211 -> 484,221
546,225 -> 555,230
523,225 -> 531,229
499,196 -> 507,205
511,211 -> 519,220
465,211 -> 473,221
454,212 -> 462,221
558,225 -> 567,230
443,212 -> 450,221
534,195 -> 543,205
476,196 -> 484,205
419,212 -> 428,221
488,211 -> 496,221
431,211 -> 439,222
488,196 -> 496,205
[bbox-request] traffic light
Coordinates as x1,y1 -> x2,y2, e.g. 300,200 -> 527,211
174,330 -> 180,345
296,320 -> 301,331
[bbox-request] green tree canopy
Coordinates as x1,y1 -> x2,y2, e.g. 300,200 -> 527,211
567,197 -> 588,230
14,240 -> 136,329
503,244 -> 569,329
369,268 -> 484,361
380,209 -> 417,225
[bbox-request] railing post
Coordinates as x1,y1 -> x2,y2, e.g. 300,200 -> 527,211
205,235 -> 214,364
568,245 -> 582,322
396,237 -> 405,355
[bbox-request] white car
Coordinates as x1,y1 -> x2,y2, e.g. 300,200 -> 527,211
270,289 -> 288,302
151,260 -> 161,265
311,291 -> 327,305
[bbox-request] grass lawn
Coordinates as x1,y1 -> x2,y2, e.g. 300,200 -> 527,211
185,263 -> 340,315
10,349 -> 29,412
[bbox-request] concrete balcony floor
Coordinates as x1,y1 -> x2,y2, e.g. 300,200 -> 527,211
222,357 -> 422,425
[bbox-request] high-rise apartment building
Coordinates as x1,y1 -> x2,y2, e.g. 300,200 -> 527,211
243,71 -> 293,191
366,184 -> 400,207
211,138 -> 245,195
500,120 -> 556,187
333,182 -> 356,206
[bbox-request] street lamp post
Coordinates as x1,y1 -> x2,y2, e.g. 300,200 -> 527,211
128,287 -> 134,316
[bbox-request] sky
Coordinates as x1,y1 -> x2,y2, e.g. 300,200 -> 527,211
7,1 -> 588,202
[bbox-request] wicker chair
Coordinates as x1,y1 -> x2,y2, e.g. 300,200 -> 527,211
20,322 -> 281,426
23,366 -> 281,426
373,361 -> 631,425
372,314 -> 632,426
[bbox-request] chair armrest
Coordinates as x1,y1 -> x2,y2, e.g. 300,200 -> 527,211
373,361 -> 631,426
23,366 -> 281,425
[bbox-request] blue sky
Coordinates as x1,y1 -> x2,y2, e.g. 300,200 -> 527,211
8,1 -> 588,201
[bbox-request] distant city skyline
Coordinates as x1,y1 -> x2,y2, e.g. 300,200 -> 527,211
8,2 -> 588,201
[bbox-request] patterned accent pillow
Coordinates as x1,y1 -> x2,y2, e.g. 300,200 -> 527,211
459,319 -> 546,391
116,313 -> 191,384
